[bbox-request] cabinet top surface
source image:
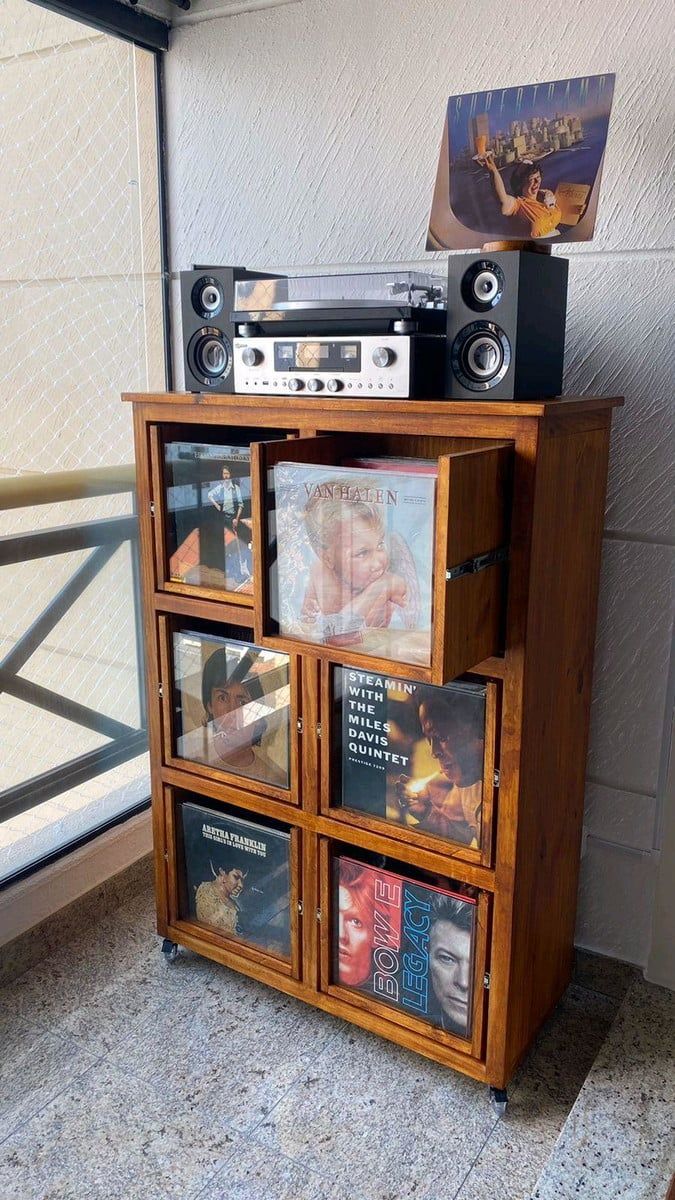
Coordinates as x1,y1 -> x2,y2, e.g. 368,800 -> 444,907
124,392 -> 623,419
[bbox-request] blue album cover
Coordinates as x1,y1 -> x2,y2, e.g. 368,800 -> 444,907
427,74 -> 615,249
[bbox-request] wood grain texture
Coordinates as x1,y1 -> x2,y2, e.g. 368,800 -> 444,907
499,413 -> 613,1083
432,443 -> 512,683
130,391 -> 616,1089
132,406 -> 169,937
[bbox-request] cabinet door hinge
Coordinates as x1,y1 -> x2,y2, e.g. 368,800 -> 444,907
297,718 -> 322,739
493,768 -> 500,788
297,900 -> 304,915
446,544 -> 508,582
316,908 -> 322,921
158,682 -> 163,698
163,849 -> 169,863
149,501 -> 155,517
483,972 -> 491,989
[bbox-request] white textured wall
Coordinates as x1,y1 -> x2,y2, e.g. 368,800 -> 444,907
164,0 -> 675,966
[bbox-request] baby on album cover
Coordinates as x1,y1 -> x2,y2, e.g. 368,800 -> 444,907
272,462 -> 436,666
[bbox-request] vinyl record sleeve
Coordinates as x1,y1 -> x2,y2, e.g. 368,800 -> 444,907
180,799 -> 291,959
334,668 -> 486,848
427,74 -> 615,249
165,440 -> 253,593
334,856 -> 477,1038
173,629 -> 291,790
271,462 -> 436,665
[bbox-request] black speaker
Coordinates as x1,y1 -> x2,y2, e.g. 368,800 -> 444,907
445,251 -> 568,400
180,266 -> 280,393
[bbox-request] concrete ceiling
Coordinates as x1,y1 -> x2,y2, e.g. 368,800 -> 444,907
133,0 -> 302,26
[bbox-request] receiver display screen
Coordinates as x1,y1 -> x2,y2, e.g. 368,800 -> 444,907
274,341 -> 361,372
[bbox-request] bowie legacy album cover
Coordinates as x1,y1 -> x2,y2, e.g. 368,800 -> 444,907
335,856 -> 477,1038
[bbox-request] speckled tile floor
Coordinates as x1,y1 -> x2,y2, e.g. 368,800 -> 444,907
532,976 -> 675,1200
0,883 -> 668,1200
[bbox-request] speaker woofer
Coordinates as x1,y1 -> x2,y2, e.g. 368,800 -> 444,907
187,327 -> 232,388
461,260 -> 505,312
451,321 -> 511,391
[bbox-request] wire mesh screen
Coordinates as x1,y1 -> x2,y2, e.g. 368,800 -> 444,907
0,1 -> 165,883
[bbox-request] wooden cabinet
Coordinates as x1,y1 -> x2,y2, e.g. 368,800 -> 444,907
126,390 -> 620,1092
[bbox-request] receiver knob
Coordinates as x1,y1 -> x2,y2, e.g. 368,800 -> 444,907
288,377 -> 304,391
372,346 -> 395,368
326,378 -> 343,392
307,378 -> 324,392
241,346 -> 262,367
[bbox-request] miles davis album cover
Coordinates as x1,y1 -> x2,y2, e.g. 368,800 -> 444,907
333,668 -> 486,848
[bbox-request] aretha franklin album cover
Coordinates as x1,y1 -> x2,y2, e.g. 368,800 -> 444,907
180,799 -> 291,959
427,74 -> 615,249
335,856 -> 477,1039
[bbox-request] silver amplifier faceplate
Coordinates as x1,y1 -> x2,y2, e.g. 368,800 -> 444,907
233,334 -> 413,397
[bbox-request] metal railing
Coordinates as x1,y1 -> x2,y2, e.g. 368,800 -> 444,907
0,466 -> 147,824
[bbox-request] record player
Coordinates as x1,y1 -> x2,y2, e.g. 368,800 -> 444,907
231,270 -> 447,398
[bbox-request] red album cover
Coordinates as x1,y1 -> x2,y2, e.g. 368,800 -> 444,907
335,856 -> 477,1038
343,457 -> 439,477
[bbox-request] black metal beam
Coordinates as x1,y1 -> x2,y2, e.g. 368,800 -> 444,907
0,515 -> 137,567
0,674 -> 136,742
0,543 -> 119,679
0,729 -> 148,824
27,0 -> 170,53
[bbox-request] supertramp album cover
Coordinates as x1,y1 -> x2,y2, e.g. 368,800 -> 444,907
427,74 -> 615,249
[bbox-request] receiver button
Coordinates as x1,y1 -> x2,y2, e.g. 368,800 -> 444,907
288,378 -> 304,392
326,378 -> 343,392
307,378 -> 324,392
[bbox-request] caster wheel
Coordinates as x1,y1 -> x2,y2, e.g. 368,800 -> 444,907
161,938 -> 179,962
489,1086 -> 508,1116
